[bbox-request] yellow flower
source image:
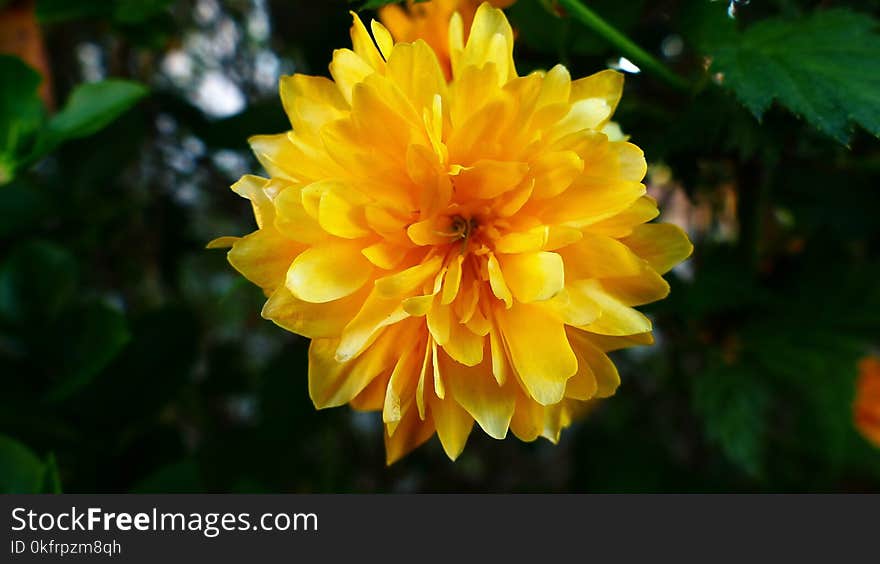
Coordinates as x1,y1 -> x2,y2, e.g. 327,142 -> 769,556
212,3 -> 692,463
854,356 -> 880,448
379,0 -> 516,80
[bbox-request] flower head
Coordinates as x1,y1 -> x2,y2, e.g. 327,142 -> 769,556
855,356 -> 880,448
379,0 -> 516,80
212,3 -> 692,463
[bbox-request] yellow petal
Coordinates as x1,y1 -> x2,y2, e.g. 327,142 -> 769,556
447,95 -> 515,164
370,19 -> 394,60
488,320 -> 510,386
441,254 -> 463,305
530,150 -> 583,199
559,231 -> 645,281
229,228 -> 301,291
576,280 -> 653,336
286,240 -> 373,303
375,256 -> 443,298
337,286 -> 408,362
549,98 -> 613,141
350,75 -> 423,159
587,331 -> 654,352
386,40 -> 448,114
447,10 -> 465,77
384,402 -> 435,465
273,185 -> 327,244
329,48 -> 375,104
565,348 -> 598,400
429,392 -> 474,461
497,251 -> 564,303
494,228 -> 546,254
362,241 -> 410,269
497,302 -> 577,405
248,134 -> 299,181
279,74 -> 348,137
612,141 -> 647,182
406,143 -> 451,218
313,182 -> 371,239
262,284 -> 366,339
541,403 -> 566,443
427,297 -> 452,345
377,3 -> 409,42
588,195 -> 659,238
416,337 -> 432,419
452,159 -> 529,200
545,225 -> 584,250
568,329 -> 621,397
283,132 -> 345,183
569,69 -> 624,123
442,319 -> 484,366
621,223 -> 694,274
349,370 -> 388,411
460,3 -> 516,82
536,64 -> 572,108
531,177 -> 646,227
308,331 -> 398,409
601,269 -> 670,307
402,294 -> 434,316
206,236 -> 237,249
492,178 -> 534,218
383,331 -> 422,424
365,204 -> 412,244
545,284 -> 602,326
509,391 -> 543,442
231,174 -> 275,227
349,11 -> 385,71
486,253 -> 513,308
443,350 -> 515,439
449,62 -> 500,128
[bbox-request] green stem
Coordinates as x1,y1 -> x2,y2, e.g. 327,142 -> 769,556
554,0 -> 690,92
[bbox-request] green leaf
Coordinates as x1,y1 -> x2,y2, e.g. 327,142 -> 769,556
692,360 -> 771,478
36,0 -> 111,23
0,56 -> 44,184
132,460 -> 202,493
0,180 -> 48,238
0,434 -> 46,493
113,0 -> 173,24
45,302 -> 131,403
37,80 -> 149,154
709,9 -> 880,143
353,0 -> 427,9
0,240 -> 78,325
509,0 -> 646,58
42,453 -> 63,493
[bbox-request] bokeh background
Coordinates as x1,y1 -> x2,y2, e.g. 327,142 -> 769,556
1,0 -> 879,493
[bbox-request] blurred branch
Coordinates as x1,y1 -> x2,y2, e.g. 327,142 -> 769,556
554,0 -> 690,92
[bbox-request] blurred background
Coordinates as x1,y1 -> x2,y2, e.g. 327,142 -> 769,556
1,0 -> 879,493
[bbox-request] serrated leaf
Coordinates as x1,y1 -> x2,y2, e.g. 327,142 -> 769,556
38,79 -> 149,154
709,9 -> 880,143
